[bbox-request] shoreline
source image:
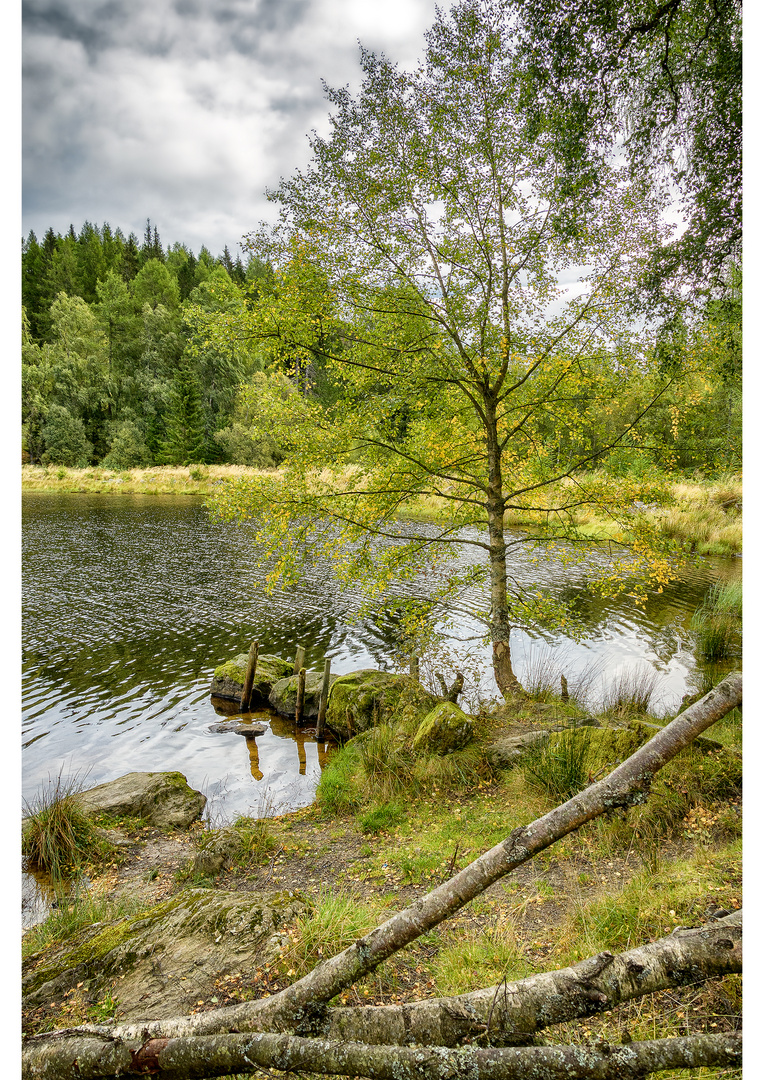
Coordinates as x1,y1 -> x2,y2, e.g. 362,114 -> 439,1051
21,464 -> 742,557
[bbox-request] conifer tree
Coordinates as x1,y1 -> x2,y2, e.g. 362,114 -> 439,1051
158,362 -> 209,464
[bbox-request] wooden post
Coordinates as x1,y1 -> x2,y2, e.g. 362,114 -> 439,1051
294,645 -> 305,675
295,667 -> 306,725
240,640 -> 259,712
316,658 -> 331,741
410,654 -> 420,681
561,674 -> 569,703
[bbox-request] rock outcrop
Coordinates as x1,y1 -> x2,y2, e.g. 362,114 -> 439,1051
412,701 -> 474,754
22,888 -> 306,1020
72,772 -> 206,829
325,670 -> 438,741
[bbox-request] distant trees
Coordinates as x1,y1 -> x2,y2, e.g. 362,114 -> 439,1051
20,221 -> 287,468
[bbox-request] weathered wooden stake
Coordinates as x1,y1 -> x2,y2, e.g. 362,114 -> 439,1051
409,654 -> 420,681
317,657 -> 331,741
240,640 -> 259,712
561,674 -> 569,703
294,645 -> 306,675
295,667 -> 306,725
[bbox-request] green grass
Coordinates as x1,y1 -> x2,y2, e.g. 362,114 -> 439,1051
22,774 -> 116,887
558,840 -> 741,960
691,580 -> 742,662
23,891 -> 149,959
430,922 -> 531,996
356,802 -> 406,835
280,888 -> 387,978
522,727 -> 593,801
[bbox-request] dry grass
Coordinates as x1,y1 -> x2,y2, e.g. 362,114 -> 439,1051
21,464 -> 279,496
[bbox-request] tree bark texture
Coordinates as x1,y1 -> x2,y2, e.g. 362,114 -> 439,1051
21,1031 -> 741,1080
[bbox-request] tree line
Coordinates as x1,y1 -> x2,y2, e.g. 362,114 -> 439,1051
21,219 -> 314,469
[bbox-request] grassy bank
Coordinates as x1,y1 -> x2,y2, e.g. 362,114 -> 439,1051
24,681 -> 742,1056
22,464 -> 742,556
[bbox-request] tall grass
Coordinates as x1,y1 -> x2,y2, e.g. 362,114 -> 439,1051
22,774 -> 113,887
522,726 -> 592,801
599,665 -> 660,717
691,580 -> 742,661
518,643 -> 603,709
281,888 -> 384,978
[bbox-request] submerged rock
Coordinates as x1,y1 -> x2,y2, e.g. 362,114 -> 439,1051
210,653 -> 292,705
325,670 -> 437,741
412,701 -> 474,755
73,772 -> 206,829
22,888 -> 306,1021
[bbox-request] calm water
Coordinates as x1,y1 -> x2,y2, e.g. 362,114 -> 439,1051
22,492 -> 740,823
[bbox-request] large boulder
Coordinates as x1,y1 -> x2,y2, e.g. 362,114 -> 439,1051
412,701 -> 474,755
73,772 -> 206,829
268,671 -> 339,720
22,888 -> 305,1021
325,670 -> 438,741
210,653 -> 292,705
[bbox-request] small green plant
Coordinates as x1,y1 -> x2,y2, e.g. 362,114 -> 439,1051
356,802 -> 405,835
22,773 -> 114,887
522,727 -> 592,801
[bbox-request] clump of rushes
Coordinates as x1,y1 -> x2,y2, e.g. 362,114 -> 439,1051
22,774 -> 114,887
599,665 -> 660,718
522,726 -> 593,802
691,580 -> 742,661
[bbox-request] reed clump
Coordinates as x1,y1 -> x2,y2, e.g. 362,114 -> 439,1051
22,775 -> 114,887
691,580 -> 742,661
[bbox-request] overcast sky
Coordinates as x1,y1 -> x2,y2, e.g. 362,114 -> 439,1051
22,0 -> 440,258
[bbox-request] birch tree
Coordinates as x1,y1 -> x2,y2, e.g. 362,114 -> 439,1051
210,0 -> 678,697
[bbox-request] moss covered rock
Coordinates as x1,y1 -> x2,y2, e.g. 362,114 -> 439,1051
325,670 -> 437,741
210,653 -> 292,705
412,701 -> 474,755
268,671 -> 339,719
486,731 -> 550,769
73,772 -> 206,829
22,888 -> 305,1021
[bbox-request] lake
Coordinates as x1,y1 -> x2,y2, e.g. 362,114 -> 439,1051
22,492 -> 740,823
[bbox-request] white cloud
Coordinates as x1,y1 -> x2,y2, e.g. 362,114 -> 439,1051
23,0 -> 439,253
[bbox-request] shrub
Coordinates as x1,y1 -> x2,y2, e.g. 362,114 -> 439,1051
40,406 -> 93,467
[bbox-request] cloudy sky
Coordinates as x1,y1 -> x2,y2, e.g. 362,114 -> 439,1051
22,0 -> 440,258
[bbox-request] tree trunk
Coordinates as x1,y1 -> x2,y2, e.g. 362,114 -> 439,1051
21,1030 -> 741,1080
485,396 -> 521,697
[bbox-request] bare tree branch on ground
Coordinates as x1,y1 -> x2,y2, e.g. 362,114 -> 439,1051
22,672 -> 742,1079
